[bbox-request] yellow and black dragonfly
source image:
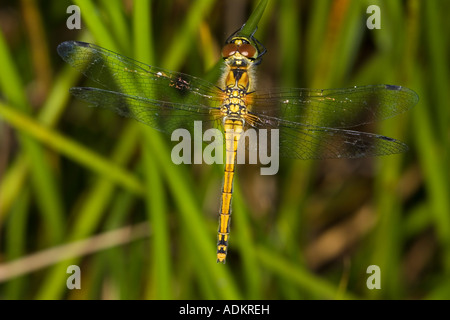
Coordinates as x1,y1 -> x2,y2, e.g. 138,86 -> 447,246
58,28 -> 418,263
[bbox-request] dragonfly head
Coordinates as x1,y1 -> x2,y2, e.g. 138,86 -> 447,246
222,26 -> 267,65
222,38 -> 259,60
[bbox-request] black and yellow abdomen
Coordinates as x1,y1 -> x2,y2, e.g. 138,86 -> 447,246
216,117 -> 244,263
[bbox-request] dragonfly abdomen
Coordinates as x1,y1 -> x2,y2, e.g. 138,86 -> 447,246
217,117 -> 244,263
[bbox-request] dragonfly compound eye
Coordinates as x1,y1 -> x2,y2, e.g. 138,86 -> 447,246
238,43 -> 257,59
222,43 -> 238,58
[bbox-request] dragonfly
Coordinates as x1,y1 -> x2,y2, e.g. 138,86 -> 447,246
57,27 -> 418,263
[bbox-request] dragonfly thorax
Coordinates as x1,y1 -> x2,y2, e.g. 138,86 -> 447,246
224,63 -> 252,91
222,38 -> 259,92
221,88 -> 248,119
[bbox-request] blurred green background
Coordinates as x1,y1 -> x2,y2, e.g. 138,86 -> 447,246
0,0 -> 449,300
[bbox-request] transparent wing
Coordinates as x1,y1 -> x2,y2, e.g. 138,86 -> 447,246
57,41 -> 224,107
251,85 -> 419,128
248,114 -> 408,160
70,87 -> 223,134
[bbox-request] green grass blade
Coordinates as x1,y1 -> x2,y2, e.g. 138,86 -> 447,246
0,102 -> 144,195
34,123 -> 141,299
0,28 -> 65,244
239,0 -> 269,37
257,246 -> 357,299
162,0 -> 216,70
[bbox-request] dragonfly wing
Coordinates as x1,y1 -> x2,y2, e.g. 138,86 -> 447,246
251,85 -> 418,128
251,115 -> 408,160
70,87 -> 223,134
57,41 -> 224,107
